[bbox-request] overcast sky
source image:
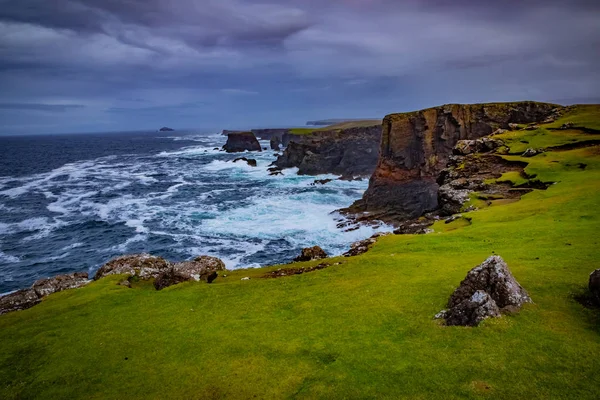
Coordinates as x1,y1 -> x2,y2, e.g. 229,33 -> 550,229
0,0 -> 598,135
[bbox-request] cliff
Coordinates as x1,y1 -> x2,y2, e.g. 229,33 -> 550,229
344,102 -> 562,221
222,131 -> 262,153
272,124 -> 382,179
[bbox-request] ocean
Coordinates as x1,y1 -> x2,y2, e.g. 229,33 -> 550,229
0,130 -> 389,293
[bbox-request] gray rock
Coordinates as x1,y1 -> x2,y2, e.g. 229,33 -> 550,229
444,290 -> 501,326
294,246 -> 328,262
154,256 -> 226,290
0,289 -> 40,315
589,269 -> 600,305
94,254 -> 170,280
344,238 -> 377,257
438,255 -> 532,326
453,138 -> 504,156
522,148 -> 541,157
32,272 -> 89,297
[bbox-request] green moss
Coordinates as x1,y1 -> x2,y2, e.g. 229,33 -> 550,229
1,106 -> 600,399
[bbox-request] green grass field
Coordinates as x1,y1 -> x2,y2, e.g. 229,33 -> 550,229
1,106 -> 599,399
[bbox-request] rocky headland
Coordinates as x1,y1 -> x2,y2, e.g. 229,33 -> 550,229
342,102 -> 562,223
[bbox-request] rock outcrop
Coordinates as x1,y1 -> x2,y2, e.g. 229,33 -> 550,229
0,272 -> 89,315
94,254 -> 170,280
0,289 -> 40,315
436,255 -> 532,326
233,157 -> 257,167
589,269 -> 600,305
294,246 -> 328,262
154,256 -> 226,290
32,272 -> 89,297
344,102 -> 562,222
223,132 -> 262,153
273,124 -> 382,179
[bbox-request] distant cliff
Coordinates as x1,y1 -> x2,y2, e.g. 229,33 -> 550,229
272,124 -> 382,179
344,102 -> 562,221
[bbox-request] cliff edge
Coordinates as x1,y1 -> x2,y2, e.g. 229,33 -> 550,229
344,101 -> 562,221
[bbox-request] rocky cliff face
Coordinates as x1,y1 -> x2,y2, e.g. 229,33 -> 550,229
345,102 -> 562,221
223,132 -> 262,153
273,125 -> 382,179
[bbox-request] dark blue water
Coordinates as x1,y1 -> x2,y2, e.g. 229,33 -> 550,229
0,130 -> 387,293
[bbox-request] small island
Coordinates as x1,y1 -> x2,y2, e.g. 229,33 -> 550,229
159,127 -> 174,132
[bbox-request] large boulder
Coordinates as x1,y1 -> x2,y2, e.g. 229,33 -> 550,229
294,246 -> 328,262
154,256 -> 226,290
0,289 -> 40,315
437,255 -> 532,326
589,269 -> 600,305
32,272 -> 89,297
223,132 -> 261,153
94,254 -> 170,280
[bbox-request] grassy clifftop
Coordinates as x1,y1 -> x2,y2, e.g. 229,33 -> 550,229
289,119 -> 381,135
0,105 -> 599,399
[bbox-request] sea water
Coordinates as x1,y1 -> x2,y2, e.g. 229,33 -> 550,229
0,130 -> 390,292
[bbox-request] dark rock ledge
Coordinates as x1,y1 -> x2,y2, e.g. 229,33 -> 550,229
1,253 -> 227,315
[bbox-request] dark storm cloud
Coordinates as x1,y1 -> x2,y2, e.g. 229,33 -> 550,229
0,0 -> 598,134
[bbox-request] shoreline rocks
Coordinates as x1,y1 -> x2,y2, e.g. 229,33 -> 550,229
94,254 -> 170,280
294,246 -> 328,262
223,132 -> 262,153
1,272 -> 90,315
154,256 -> 226,290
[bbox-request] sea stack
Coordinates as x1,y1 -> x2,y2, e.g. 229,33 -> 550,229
223,131 -> 262,153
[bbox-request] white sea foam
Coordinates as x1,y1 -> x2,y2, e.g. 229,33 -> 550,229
0,250 -> 20,263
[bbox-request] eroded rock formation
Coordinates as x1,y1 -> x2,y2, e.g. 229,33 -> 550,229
223,132 -> 262,153
344,102 -> 562,222
273,124 -> 382,179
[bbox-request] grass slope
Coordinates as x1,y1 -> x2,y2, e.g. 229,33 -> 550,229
1,106 -> 599,399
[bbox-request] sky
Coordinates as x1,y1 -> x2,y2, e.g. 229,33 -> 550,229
0,0 -> 599,135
